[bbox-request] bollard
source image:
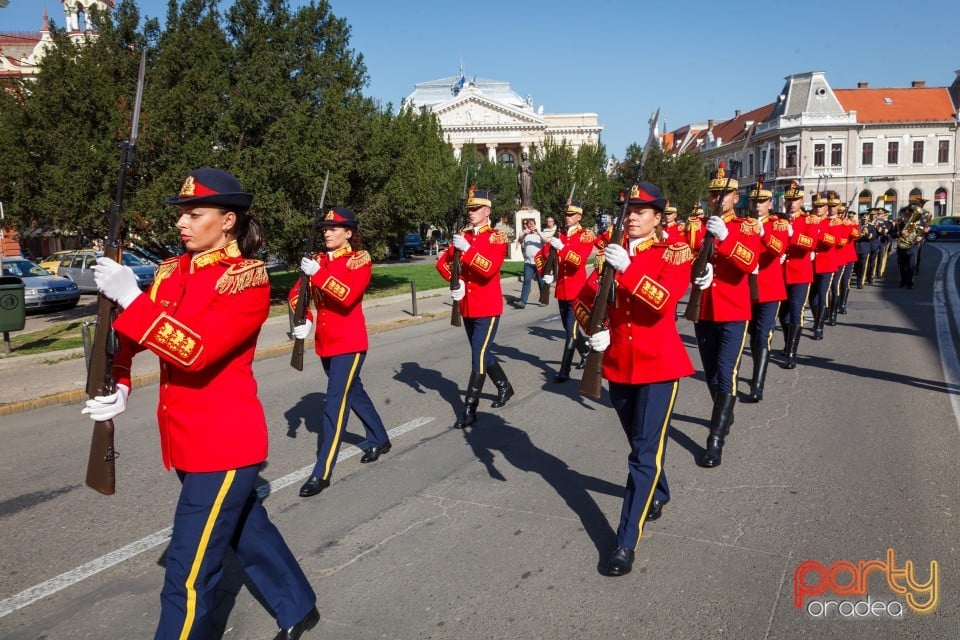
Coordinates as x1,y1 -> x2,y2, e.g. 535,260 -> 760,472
411,281 -> 418,317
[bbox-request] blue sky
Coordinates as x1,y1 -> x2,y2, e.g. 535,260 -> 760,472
3,0 -> 959,159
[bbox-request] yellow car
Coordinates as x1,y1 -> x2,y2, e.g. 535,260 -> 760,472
38,250 -> 73,274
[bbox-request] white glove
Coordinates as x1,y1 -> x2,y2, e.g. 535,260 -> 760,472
780,253 -> 787,264
587,329 -> 610,352
93,257 -> 142,308
82,384 -> 130,422
787,223 -> 794,238
549,237 -> 564,251
300,256 -> 321,277
810,251 -> 816,261
451,278 -> 466,301
452,234 -> 470,252
603,243 -> 630,273
292,319 -> 313,340
758,222 -> 765,237
542,274 -> 555,285
693,262 -> 714,290
706,216 -> 729,241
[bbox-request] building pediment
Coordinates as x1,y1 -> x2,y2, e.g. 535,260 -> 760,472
433,92 -> 546,129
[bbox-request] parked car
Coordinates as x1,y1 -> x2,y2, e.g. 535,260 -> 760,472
0,257 -> 80,312
56,250 -> 156,293
401,233 -> 426,256
38,250 -> 73,274
925,216 -> 960,241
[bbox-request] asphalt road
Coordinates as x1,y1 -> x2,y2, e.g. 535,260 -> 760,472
1,244 -> 958,639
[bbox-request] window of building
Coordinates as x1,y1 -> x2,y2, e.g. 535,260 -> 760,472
858,190 -> 873,213
831,143 -> 842,167
938,140 -> 950,164
884,189 -> 897,213
909,188 -> 923,205
498,151 -> 515,167
935,187 -> 948,216
861,142 -> 873,166
748,153 -> 754,177
887,141 -> 899,165
912,140 -> 924,164
760,150 -> 767,175
814,143 -> 825,167
785,145 -> 798,169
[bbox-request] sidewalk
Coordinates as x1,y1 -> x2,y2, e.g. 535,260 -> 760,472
0,277 -> 523,415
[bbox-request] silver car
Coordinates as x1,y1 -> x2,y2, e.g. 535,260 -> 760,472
57,250 -> 156,293
0,258 -> 81,312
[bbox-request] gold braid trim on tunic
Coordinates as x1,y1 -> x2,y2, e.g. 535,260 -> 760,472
216,260 -> 268,295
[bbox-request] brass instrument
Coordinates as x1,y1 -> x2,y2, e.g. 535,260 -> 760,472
897,205 -> 926,249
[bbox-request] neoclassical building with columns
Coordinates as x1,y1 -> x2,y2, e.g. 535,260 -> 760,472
403,68 -> 603,167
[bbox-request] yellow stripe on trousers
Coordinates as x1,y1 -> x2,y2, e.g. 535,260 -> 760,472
632,380 -> 679,551
478,318 -> 497,376
178,469 -> 236,640
764,302 -> 782,349
728,323 -> 749,394
322,352 -> 361,479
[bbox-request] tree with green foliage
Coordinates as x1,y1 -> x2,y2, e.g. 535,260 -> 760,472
532,140 -> 612,228
615,144 -> 708,218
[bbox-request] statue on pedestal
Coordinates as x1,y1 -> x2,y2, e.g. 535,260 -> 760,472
517,151 -> 534,209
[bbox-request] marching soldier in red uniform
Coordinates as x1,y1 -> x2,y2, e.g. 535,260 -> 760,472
288,206 -> 391,498
825,194 -> 854,326
575,182 -> 696,576
690,165 -> 761,468
834,204 -> 860,315
744,180 -> 788,402
437,188 -> 514,428
83,168 -> 318,640
663,202 -> 684,244
777,181 -> 817,369
536,199 -> 595,382
808,191 -> 835,340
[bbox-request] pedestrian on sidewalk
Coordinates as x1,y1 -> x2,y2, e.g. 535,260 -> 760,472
437,187 -> 514,429
82,167 -> 318,640
578,181 -> 697,576
289,206 -> 391,498
513,217 -> 546,308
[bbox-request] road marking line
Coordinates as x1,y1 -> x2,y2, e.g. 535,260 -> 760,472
933,249 -> 960,431
0,417 -> 436,619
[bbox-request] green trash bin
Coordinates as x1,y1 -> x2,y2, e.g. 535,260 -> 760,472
0,276 -> 26,332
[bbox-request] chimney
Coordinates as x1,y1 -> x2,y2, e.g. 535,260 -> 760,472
911,80 -> 926,88
857,82 -> 869,88
707,119 -> 714,128
735,109 -> 741,117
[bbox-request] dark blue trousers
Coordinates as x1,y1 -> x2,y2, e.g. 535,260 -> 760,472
157,465 -> 315,639
557,299 -> 582,342
832,263 -> 852,306
608,380 -> 678,551
313,351 -> 389,480
694,320 -> 748,396
463,316 -> 500,374
749,301 -> 781,350
778,283 -> 810,328
809,272 -> 833,308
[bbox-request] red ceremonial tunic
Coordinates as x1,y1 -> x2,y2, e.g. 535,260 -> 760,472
436,224 -> 508,317
287,245 -> 372,358
534,223 -> 595,300
839,219 -> 860,264
574,239 -> 695,384
693,214 -> 761,322
111,241 -> 270,472
754,215 -> 789,303
782,214 -> 817,285
813,217 -> 841,274
663,221 -> 684,245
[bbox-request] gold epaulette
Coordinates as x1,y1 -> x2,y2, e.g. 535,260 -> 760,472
155,257 -> 179,283
490,230 -> 509,244
805,214 -> 821,224
215,259 -> 268,295
663,242 -> 693,265
347,251 -> 371,270
740,217 -> 761,235
773,219 -> 790,232
580,229 -> 596,243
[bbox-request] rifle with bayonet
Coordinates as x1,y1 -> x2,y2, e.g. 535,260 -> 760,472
450,169 -> 469,327
290,170 -> 330,371
84,51 -> 146,495
538,182 -> 576,305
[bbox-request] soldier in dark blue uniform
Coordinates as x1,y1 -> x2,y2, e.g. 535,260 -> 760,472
854,210 -> 876,289
896,205 -> 925,289
875,211 -> 895,280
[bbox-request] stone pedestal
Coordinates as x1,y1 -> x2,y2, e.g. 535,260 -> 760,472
509,208 -> 541,261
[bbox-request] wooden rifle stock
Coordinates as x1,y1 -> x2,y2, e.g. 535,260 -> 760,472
85,51 -> 145,495
450,169 -> 469,327
291,171 -> 330,371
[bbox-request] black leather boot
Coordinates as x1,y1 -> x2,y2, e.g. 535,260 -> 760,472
811,306 -> 825,340
575,335 -> 590,369
745,344 -> 769,403
454,372 -> 485,429
838,287 -> 850,314
782,324 -> 799,369
553,338 -> 576,382
701,394 -> 736,468
487,361 -> 514,408
826,299 -> 838,326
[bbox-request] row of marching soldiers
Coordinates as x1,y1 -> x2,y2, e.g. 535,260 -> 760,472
494,167 -> 913,576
